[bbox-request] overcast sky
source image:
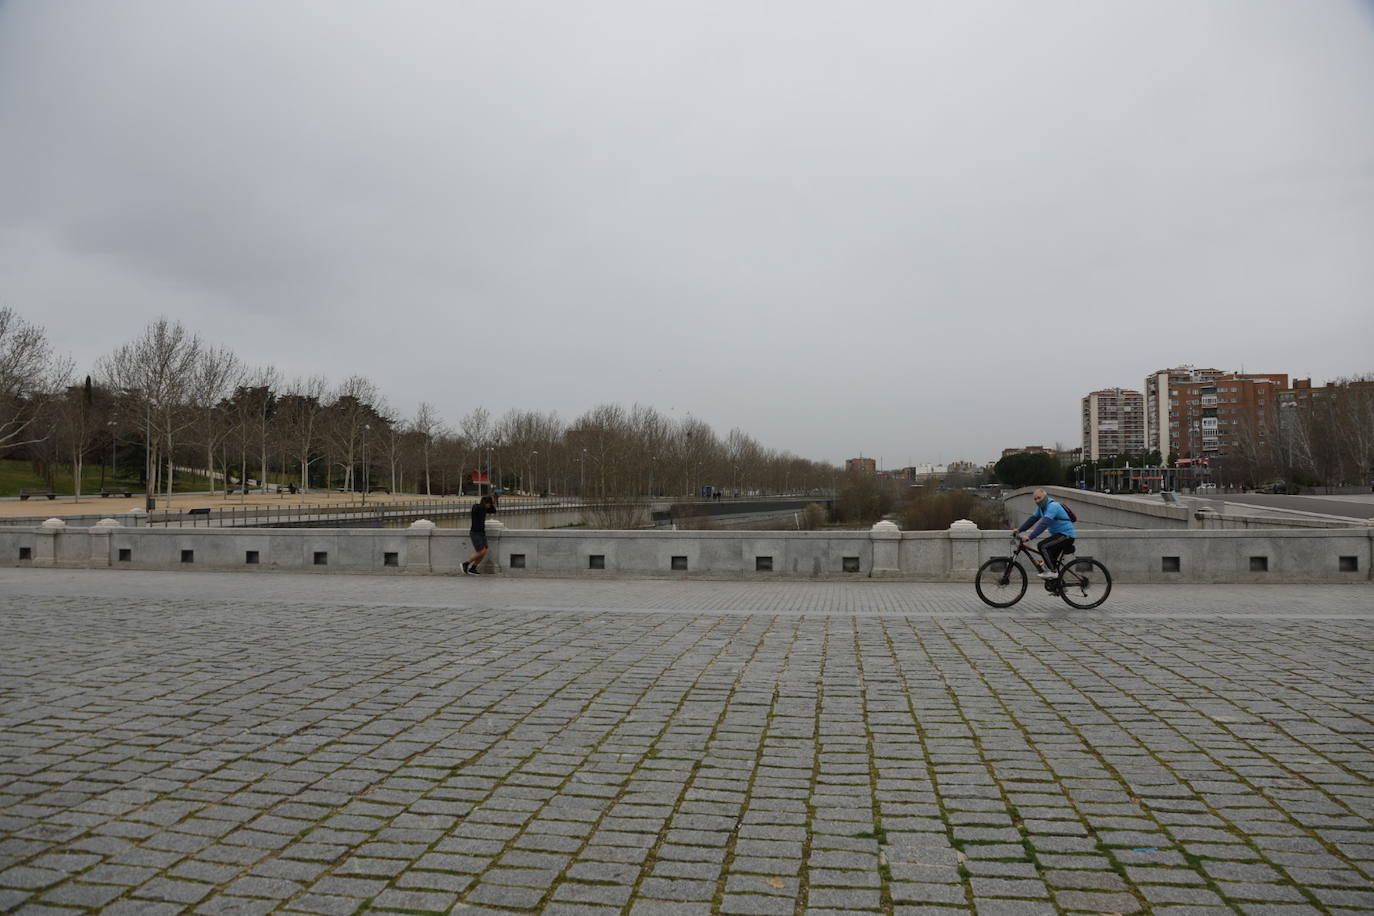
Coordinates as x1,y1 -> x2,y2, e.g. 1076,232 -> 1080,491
2,1 -> 1371,466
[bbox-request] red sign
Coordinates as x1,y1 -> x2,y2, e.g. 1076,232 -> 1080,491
470,473 -> 489,484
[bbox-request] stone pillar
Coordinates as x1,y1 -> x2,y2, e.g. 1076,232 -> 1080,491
89,518 -> 121,568
947,519 -> 982,581
869,520 -> 901,577
33,517 -> 65,567
406,519 -> 435,573
484,519 -> 506,572
126,508 -> 148,529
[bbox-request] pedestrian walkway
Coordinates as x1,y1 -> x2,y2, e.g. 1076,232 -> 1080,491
2,569 -> 1372,914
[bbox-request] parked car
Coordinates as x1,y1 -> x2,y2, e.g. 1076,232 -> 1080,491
1196,482 -> 1217,492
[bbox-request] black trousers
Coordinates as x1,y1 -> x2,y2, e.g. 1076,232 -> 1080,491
1040,533 -> 1074,570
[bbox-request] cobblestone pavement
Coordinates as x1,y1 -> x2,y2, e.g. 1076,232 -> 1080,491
2,570 -> 1372,915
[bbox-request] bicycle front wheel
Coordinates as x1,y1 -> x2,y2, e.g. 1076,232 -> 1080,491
1058,558 -> 1112,610
975,558 -> 1028,608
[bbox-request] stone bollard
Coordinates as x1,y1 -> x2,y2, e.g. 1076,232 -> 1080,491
126,507 -> 148,529
89,518 -> 121,568
948,518 -> 981,580
34,517 -> 65,567
869,520 -> 901,577
406,519 -> 435,572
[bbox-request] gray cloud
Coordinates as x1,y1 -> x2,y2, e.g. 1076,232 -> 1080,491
2,0 -> 1371,464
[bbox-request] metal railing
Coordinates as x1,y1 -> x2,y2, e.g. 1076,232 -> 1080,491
0,493 -> 832,529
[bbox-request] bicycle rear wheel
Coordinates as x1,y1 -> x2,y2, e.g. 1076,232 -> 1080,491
975,558 -> 1027,608
1058,558 -> 1112,609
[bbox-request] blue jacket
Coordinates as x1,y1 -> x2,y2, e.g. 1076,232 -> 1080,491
1019,498 -> 1076,539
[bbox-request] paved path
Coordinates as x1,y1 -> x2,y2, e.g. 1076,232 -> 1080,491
2,570 -> 1372,915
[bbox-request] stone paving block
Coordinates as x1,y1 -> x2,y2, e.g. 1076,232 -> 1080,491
890,881 -> 966,904
279,892 -> 360,915
807,886 -> 882,908
369,888 -> 457,912
552,882 -> 634,906
103,900 -> 185,916
1054,889 -> 1145,913
192,896 -> 280,915
132,877 -> 214,904
38,882 -> 125,908
717,893 -> 798,915
628,901 -> 713,916
972,899 -> 1057,916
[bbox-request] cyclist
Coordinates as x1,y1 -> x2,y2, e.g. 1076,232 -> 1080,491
1015,488 -> 1075,579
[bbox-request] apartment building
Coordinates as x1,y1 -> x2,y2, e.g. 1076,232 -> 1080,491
1170,372 -> 1288,459
1081,388 -> 1145,460
845,457 -> 876,475
1143,366 -> 1223,455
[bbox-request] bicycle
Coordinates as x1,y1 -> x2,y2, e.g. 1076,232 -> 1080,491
975,535 -> 1112,609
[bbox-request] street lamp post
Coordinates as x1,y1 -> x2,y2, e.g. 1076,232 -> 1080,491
362,424 -> 370,504
106,420 -> 117,488
530,450 -> 538,499
144,400 -> 154,511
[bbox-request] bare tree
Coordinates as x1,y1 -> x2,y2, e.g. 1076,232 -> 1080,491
49,378 -> 105,500
459,407 -> 492,495
97,319 -> 202,505
278,375 -> 328,492
324,375 -> 380,492
250,367 -> 280,491
0,307 -> 73,456
1333,376 -> 1374,488
190,345 -> 244,494
368,400 -> 402,493
410,402 -> 444,496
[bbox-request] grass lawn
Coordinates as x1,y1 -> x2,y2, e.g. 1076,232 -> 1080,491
0,459 -> 207,497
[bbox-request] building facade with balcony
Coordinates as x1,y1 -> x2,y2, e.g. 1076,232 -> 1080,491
1144,366 -> 1224,456
1171,372 -> 1288,460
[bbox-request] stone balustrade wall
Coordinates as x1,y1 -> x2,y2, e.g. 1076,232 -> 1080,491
4,515 -> 1371,584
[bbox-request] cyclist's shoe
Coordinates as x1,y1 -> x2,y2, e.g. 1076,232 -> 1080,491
1036,569 -> 1058,579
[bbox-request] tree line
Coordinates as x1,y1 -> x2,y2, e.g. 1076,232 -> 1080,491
0,309 -> 840,500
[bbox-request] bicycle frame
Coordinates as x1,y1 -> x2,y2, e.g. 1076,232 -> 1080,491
1005,536 -> 1056,572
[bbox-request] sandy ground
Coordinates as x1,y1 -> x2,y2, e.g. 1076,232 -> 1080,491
0,490 -> 473,518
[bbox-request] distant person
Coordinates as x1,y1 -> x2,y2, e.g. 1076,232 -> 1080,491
462,495 -> 495,576
1015,488 -> 1076,579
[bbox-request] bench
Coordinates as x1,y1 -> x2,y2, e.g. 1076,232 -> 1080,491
100,487 -> 132,498
18,488 -> 56,501
187,507 -> 212,515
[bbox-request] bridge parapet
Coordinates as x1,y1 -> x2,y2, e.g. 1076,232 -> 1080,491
3,518 -> 1370,584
